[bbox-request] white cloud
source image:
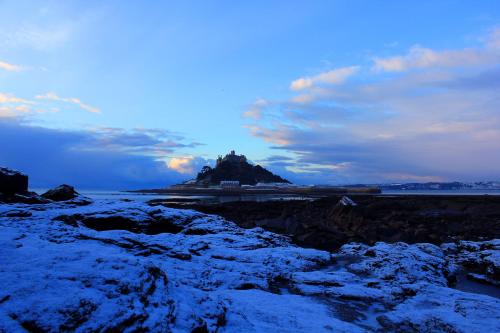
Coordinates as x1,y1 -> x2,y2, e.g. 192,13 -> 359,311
244,124 -> 291,146
373,29 -> 500,72
373,46 -> 497,72
0,93 -> 34,118
0,106 -> 22,118
0,104 -> 58,118
167,156 -> 210,175
0,93 -> 34,105
243,98 -> 268,120
0,61 -> 24,72
168,157 -> 196,174
35,92 -> 100,114
0,92 -> 99,118
290,66 -> 360,91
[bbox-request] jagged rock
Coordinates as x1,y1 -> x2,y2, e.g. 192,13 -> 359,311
0,167 -> 28,194
42,185 -> 79,201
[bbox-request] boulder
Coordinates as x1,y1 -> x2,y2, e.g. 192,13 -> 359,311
42,185 -> 79,201
0,167 -> 28,194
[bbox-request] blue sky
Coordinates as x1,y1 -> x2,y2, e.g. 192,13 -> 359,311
1,0 -> 500,188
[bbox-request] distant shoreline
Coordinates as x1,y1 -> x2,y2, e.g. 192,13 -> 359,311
124,187 -> 500,198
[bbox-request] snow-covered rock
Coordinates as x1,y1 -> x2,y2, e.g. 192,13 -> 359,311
339,196 -> 357,207
0,199 -> 498,332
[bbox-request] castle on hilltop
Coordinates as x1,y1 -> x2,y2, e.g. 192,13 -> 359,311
216,150 -> 247,166
195,150 -> 290,186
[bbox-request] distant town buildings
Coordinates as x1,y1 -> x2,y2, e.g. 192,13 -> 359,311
254,182 -> 295,188
220,180 -> 240,190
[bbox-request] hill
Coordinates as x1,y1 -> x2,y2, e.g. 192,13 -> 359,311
195,150 -> 290,185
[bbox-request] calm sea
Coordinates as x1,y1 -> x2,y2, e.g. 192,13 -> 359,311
381,189 -> 500,196
31,188 -> 500,203
32,189 -> 313,203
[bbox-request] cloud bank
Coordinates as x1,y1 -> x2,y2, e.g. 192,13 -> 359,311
245,28 -> 500,184
0,119 -> 204,190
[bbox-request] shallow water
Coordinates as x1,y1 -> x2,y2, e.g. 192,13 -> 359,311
454,272 -> 500,299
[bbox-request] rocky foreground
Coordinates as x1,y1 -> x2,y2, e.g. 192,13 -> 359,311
0,196 -> 499,332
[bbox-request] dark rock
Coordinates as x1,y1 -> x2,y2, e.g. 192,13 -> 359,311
167,252 -> 192,260
56,212 -> 184,235
191,321 -> 209,333
154,194 -> 500,251
42,185 -> 78,201
0,167 -> 28,194
81,216 -> 143,232
234,283 -> 263,290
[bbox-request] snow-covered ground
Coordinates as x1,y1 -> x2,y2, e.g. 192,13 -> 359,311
0,199 -> 498,332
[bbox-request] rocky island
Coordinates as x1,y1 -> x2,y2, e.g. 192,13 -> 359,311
132,151 -> 381,195
196,150 -> 290,186
0,167 -> 499,332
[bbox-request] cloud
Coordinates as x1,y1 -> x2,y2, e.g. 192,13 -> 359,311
36,92 -> 100,114
0,105 -> 31,118
243,98 -> 268,120
168,156 -> 209,175
0,60 -> 24,72
0,93 -> 34,105
0,119 -> 203,189
486,27 -> 500,50
0,93 -> 40,118
373,28 -> 500,72
258,155 -> 294,162
290,66 -> 360,90
168,157 -> 194,174
0,92 -> 97,118
78,127 -> 203,157
244,28 -> 500,184
244,124 -> 292,146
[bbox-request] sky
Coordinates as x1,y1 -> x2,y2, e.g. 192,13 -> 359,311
1,0 -> 500,189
